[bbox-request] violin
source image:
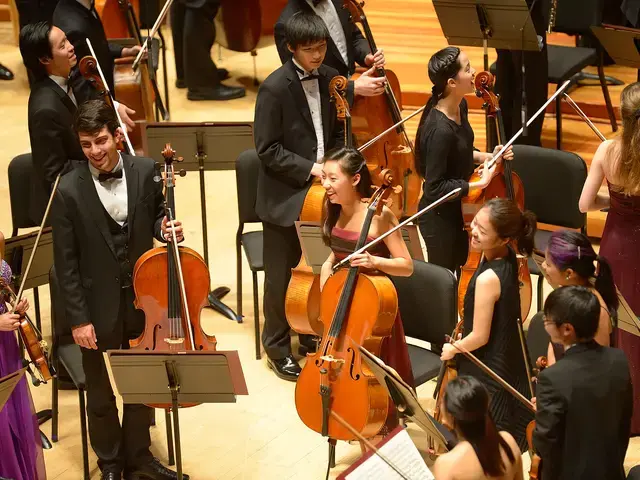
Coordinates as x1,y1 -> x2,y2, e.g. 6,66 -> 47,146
129,145 -> 217,408
343,0 -> 423,219
459,72 -> 532,321
295,170 -> 398,441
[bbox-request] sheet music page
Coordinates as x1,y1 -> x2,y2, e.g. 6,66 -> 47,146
340,428 -> 434,480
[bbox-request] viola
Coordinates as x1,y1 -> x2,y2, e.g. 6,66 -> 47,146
459,71 -> 532,321
295,170 -> 398,441
343,0 -> 423,219
129,145 -> 217,408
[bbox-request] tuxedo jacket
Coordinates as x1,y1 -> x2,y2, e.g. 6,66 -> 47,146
51,155 -> 165,337
27,77 -> 91,224
533,341 -> 632,480
274,0 -> 370,102
53,0 -> 122,94
253,60 -> 344,227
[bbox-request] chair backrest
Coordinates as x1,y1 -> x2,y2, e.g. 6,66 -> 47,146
391,260 -> 457,346
8,153 -> 37,231
554,0 -> 603,36
527,311 -> 550,367
235,149 -> 262,225
512,145 -> 587,229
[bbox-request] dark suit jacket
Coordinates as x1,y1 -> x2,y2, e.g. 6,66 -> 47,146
53,0 -> 122,94
274,0 -> 370,102
27,77 -> 89,225
253,60 -> 343,227
51,155 -> 165,338
533,341 -> 632,480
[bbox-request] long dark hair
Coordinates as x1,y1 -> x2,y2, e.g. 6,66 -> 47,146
546,230 -> 618,315
320,148 -> 373,245
482,198 -> 537,256
444,376 -> 516,476
618,82 -> 640,195
414,46 -> 462,175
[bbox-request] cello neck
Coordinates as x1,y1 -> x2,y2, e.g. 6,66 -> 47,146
495,109 -> 516,201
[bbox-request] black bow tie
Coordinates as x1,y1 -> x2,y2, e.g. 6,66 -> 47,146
301,74 -> 320,82
293,63 -> 319,82
97,169 -> 123,182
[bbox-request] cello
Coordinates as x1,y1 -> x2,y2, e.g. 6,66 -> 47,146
459,72 -> 532,321
129,144 -> 217,408
343,0 -> 423,219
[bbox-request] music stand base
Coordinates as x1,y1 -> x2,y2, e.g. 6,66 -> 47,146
573,72 -> 624,87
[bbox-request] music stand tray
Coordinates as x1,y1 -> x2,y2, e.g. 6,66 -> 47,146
105,350 -> 248,480
4,228 -> 53,292
592,24 -> 640,69
0,368 -> 26,413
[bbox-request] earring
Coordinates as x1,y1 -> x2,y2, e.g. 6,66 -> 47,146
565,274 -> 570,280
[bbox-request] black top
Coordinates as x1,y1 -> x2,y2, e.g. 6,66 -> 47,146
417,99 -> 475,217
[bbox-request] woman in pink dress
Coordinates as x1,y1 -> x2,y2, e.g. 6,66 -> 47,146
580,81 -> 640,435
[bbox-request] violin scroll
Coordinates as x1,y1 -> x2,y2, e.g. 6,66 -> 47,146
474,71 -> 500,117
329,76 -> 350,122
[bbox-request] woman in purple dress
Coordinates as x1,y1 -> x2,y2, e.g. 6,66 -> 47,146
0,232 -> 46,480
580,81 -> 640,435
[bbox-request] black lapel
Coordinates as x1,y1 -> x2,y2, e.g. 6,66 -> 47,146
123,154 -> 138,240
285,61 -> 315,131
319,67 -> 331,147
78,165 -> 117,258
330,0 -> 351,69
44,77 -> 76,115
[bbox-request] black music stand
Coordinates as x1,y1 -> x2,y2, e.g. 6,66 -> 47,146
105,350 -> 248,480
592,24 -> 640,72
0,368 -> 26,413
143,122 -> 254,322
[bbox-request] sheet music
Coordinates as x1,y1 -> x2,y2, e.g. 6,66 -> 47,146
339,428 -> 434,480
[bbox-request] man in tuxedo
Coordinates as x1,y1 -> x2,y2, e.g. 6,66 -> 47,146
171,0 -> 245,101
52,0 -> 137,127
275,0 -> 386,103
20,21 -> 88,225
51,100 -> 187,480
533,286 -> 632,480
254,12 -> 343,381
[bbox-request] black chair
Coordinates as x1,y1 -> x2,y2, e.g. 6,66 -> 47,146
628,465 -> 640,480
235,149 -> 264,360
526,312 -> 550,367
548,0 -> 617,149
512,145 -> 587,311
391,260 -> 458,387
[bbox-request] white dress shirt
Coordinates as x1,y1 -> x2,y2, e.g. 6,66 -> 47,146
49,74 -> 77,106
292,58 -> 324,162
306,0 -> 349,66
88,154 -> 128,226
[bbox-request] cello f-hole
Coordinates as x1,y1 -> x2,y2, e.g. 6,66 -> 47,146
347,347 -> 360,381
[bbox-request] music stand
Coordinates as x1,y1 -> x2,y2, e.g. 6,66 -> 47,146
143,122 -> 254,321
0,368 -> 26,413
4,227 -> 54,332
592,24 -> 640,70
105,350 -> 248,480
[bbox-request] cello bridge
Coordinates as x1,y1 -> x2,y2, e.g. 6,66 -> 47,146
319,355 -> 345,365
164,338 -> 185,345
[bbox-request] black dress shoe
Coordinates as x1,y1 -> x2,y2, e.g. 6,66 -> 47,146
101,472 -> 121,480
267,354 -> 302,382
187,83 -> 246,101
125,458 -> 189,480
176,69 -> 230,89
0,63 -> 14,81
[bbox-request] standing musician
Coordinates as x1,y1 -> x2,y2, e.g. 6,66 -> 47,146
52,0 -> 139,128
51,100 -> 186,480
171,0 -> 246,101
19,21 -> 88,225
540,230 -> 618,365
534,286 -> 632,480
440,198 -> 536,451
0,235 -> 46,480
415,47 -> 512,278
275,0 -> 387,103
254,12 -> 344,382
433,376 -> 523,480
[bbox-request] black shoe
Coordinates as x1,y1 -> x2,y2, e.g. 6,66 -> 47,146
101,472 -> 121,480
267,354 -> 302,382
176,69 -> 230,89
125,458 -> 189,480
0,63 -> 14,81
187,83 -> 246,101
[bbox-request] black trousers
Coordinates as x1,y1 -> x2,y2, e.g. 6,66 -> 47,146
262,222 -> 313,359
419,207 -> 468,279
171,0 -> 221,90
81,287 -> 152,474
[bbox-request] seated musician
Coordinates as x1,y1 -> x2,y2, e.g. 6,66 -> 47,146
254,11 -> 344,382
433,376 -> 523,480
534,286 -> 632,480
540,230 -> 617,365
0,233 -> 46,480
51,100 -> 186,480
415,47 -> 512,278
440,198 -> 536,452
319,147 -> 414,430
20,21 -> 89,225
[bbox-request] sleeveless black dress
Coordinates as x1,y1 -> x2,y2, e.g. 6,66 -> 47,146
458,247 -> 533,451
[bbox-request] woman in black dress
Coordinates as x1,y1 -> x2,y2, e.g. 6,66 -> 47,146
440,198 -> 536,451
415,46 -> 513,277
